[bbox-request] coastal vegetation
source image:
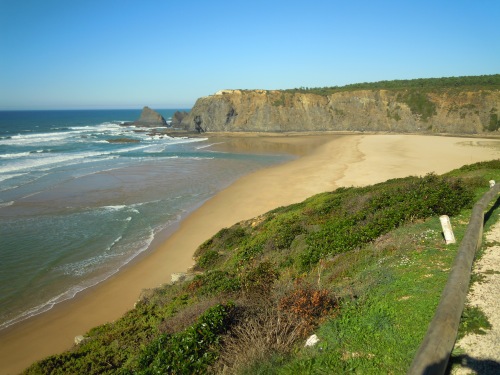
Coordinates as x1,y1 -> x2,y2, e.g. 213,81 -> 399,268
23,160 -> 500,374
284,74 -> 500,96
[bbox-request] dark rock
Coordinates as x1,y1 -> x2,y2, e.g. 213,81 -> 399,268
170,111 -> 189,127
132,106 -> 167,127
194,115 -> 205,133
106,138 -> 140,143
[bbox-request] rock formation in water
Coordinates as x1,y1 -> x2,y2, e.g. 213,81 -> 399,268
178,82 -> 500,135
132,106 -> 167,127
170,110 -> 189,128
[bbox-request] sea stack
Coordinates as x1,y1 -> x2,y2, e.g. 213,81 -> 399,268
133,106 -> 167,127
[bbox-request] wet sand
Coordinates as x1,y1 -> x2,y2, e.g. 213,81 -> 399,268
1,133 -> 499,374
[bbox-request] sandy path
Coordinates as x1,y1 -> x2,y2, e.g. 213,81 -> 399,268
451,217 -> 500,374
0,134 -> 498,375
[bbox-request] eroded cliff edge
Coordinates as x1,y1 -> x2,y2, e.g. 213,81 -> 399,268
180,87 -> 500,135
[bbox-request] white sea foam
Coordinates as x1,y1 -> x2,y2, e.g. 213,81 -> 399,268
57,252 -> 120,277
0,132 -> 73,146
130,199 -> 162,208
99,205 -> 140,215
0,200 -> 14,208
169,137 -> 208,145
0,123 -> 125,147
102,205 -> 127,211
186,156 -> 215,160
195,142 -> 225,150
0,151 -> 113,174
0,172 -> 27,182
37,155 -> 117,172
56,234 -> 125,277
69,122 -> 119,131
143,145 -> 166,153
0,152 -> 31,159
118,144 -> 151,153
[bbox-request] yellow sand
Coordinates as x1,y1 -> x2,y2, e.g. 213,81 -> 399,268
0,134 -> 498,375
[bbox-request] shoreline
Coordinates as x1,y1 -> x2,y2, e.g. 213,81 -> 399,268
1,134 -> 499,374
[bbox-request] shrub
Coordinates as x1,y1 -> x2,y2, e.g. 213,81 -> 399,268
398,90 -> 437,121
237,235 -> 266,262
136,303 -> 235,374
187,270 -> 241,296
300,174 -> 474,269
195,225 -> 248,258
196,249 -> 220,269
241,261 -> 279,297
487,112 -> 500,131
278,287 -> 338,329
265,213 -> 305,251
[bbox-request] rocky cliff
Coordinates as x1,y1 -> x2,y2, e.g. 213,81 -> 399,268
180,88 -> 500,135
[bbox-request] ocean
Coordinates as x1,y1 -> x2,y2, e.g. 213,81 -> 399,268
0,109 -> 289,330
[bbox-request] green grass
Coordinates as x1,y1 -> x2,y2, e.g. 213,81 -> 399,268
456,305 -> 492,340
271,219 -> 461,374
23,160 -> 500,374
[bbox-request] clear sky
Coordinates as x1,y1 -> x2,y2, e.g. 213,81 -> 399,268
1,0 -> 499,110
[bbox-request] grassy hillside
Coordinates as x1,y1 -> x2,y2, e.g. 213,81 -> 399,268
24,160 -> 500,374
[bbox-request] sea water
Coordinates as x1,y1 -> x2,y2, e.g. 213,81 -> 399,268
0,110 -> 289,330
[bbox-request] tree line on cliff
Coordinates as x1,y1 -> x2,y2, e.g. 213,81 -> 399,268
284,74 -> 500,96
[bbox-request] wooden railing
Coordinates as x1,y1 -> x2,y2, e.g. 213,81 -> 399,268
407,183 -> 500,375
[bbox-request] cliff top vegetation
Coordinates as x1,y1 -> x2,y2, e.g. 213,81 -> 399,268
24,160 -> 500,374
283,74 -> 500,96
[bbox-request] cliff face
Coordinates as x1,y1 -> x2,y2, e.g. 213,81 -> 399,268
181,89 -> 500,134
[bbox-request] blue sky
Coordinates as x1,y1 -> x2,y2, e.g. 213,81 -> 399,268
1,0 -> 499,110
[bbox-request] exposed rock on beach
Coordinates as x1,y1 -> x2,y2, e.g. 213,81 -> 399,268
106,138 -> 140,143
170,110 -> 189,128
128,106 -> 168,128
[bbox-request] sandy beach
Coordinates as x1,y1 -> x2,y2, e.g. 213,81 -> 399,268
0,133 -> 499,374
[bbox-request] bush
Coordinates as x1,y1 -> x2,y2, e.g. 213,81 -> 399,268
278,287 -> 338,329
195,225 -> 248,258
265,213 -> 305,251
487,113 -> 500,131
187,270 -> 241,296
136,303 -> 235,374
196,249 -> 220,269
398,90 -> 437,121
300,174 -> 474,269
241,261 -> 279,297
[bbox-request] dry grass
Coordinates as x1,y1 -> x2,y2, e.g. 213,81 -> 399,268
215,304 -> 307,374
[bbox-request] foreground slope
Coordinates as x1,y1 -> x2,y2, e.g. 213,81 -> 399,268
24,160 -> 500,374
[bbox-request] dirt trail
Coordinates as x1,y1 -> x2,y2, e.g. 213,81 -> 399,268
451,215 -> 500,374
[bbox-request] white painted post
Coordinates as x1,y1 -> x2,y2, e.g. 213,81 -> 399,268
440,215 -> 456,245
